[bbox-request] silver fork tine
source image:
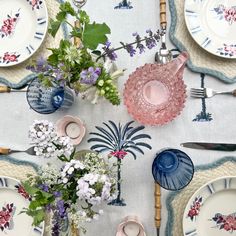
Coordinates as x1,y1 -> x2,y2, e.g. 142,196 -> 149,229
190,88 -> 204,93
191,91 -> 204,95
190,88 -> 205,98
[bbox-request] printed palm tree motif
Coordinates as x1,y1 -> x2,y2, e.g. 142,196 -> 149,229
193,73 -> 213,122
88,120 -> 152,206
114,0 -> 133,9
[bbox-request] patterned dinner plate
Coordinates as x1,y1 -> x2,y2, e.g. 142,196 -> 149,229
0,176 -> 44,235
184,0 -> 236,59
0,0 -> 48,67
183,176 -> 236,236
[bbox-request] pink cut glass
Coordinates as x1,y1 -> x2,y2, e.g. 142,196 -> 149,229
124,52 -> 188,126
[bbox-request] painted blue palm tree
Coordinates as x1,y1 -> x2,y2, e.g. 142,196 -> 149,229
193,73 -> 213,122
88,120 -> 152,206
114,0 -> 133,9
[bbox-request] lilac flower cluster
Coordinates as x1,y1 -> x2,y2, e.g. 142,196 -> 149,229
26,58 -> 70,87
102,41 -> 118,61
103,29 -> 163,60
80,67 -> 101,85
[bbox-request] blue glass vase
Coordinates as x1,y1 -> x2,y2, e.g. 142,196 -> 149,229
152,149 -> 194,191
26,78 -> 74,114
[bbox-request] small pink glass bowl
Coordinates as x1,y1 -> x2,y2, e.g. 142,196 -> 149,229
124,52 -> 188,126
56,115 -> 86,146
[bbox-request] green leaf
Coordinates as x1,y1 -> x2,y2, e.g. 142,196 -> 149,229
22,182 -> 38,195
60,2 -> 76,16
83,23 -> 111,50
56,11 -> 67,22
48,19 -> 61,37
79,10 -> 90,24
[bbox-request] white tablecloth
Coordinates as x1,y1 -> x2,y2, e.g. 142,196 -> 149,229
1,0 -> 236,235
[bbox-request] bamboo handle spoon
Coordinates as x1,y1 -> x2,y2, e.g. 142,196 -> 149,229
160,0 -> 167,29
155,183 -> 161,236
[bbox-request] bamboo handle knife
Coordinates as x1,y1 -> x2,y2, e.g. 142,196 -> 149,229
0,86 -> 27,93
0,148 -> 10,155
160,0 -> 167,29
155,183 -> 161,236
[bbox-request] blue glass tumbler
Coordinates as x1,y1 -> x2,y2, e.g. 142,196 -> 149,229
26,78 -> 74,114
152,149 -> 194,191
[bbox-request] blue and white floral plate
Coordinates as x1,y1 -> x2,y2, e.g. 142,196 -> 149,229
0,0 -> 48,67
0,176 -> 44,235
183,176 -> 236,236
184,0 -> 236,59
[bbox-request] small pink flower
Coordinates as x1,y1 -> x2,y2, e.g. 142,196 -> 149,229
110,150 -> 128,159
224,223 -> 231,231
31,0 -> 38,7
188,208 -> 198,218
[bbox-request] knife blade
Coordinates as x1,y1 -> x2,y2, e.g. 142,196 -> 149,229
181,142 -> 236,151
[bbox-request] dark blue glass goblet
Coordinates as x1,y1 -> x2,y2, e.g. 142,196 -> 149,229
152,149 -> 194,191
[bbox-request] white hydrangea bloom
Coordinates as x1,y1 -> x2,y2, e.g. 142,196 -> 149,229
29,120 -> 73,158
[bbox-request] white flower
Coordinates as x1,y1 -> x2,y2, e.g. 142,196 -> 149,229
63,178 -> 68,184
67,167 -> 74,175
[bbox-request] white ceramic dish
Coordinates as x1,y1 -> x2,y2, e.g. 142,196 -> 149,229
183,176 -> 236,236
0,176 -> 44,235
0,0 -> 48,67
184,0 -> 236,59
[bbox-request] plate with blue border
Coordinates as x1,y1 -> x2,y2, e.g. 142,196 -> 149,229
183,176 -> 236,236
184,0 -> 236,59
0,0 -> 48,67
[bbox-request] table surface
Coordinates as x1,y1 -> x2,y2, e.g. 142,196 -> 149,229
1,0 -> 236,235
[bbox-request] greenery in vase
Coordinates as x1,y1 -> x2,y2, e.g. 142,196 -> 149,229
27,1 -> 164,105
21,151 -> 117,235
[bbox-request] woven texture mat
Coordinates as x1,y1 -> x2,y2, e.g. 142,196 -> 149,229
0,0 -> 67,88
165,156 -> 236,236
169,0 -> 236,83
0,155 -> 37,180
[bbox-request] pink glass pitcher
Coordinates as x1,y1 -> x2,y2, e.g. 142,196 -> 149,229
124,52 -> 189,126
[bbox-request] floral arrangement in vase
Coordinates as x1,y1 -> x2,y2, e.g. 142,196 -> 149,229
27,1 -> 164,105
21,120 -> 117,236
88,120 -> 152,206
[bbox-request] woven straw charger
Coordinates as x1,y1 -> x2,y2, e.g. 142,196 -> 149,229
0,0 -> 68,88
165,157 -> 236,236
169,0 -> 236,83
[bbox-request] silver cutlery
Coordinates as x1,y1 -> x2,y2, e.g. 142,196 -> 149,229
181,142 -> 236,151
72,0 -> 87,8
0,146 -> 36,155
0,86 -> 27,93
190,87 -> 236,98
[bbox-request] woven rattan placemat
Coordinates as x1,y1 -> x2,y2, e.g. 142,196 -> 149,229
165,156 -> 236,236
0,0 -> 68,88
169,0 -> 236,83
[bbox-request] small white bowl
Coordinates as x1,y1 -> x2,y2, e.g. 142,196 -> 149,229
56,115 -> 86,146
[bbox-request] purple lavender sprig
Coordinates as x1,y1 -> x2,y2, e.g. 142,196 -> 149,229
99,29 -> 164,61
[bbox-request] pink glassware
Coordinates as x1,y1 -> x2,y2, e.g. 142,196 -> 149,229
124,52 -> 188,126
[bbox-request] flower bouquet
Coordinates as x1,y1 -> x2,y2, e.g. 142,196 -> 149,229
22,151 -> 116,236
27,1 -> 164,105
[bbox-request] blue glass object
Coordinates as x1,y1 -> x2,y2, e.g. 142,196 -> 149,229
152,149 -> 194,191
26,78 -> 74,114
